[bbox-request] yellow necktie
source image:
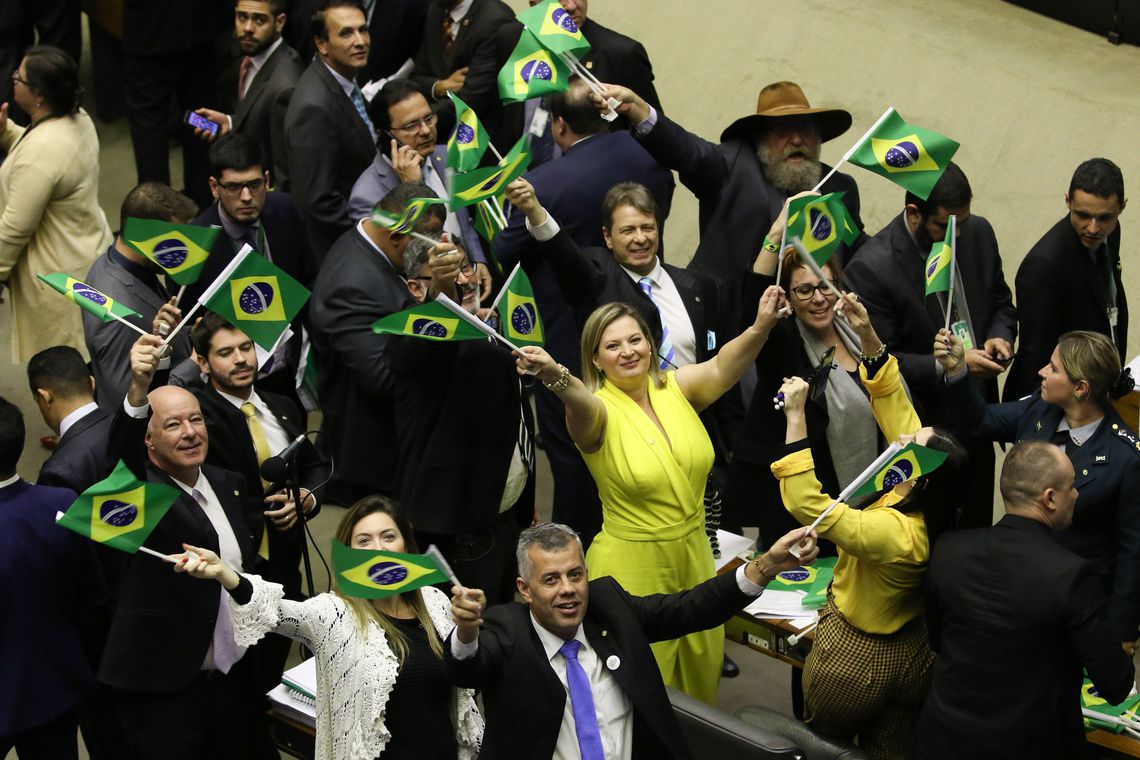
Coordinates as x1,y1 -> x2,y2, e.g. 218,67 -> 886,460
242,402 -> 272,560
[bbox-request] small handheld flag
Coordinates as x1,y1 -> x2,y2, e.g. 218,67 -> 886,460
497,29 -> 572,104
449,134 -> 532,210
785,192 -> 860,267
372,300 -> 489,342
847,110 -> 959,200
848,443 -> 949,500
371,196 -> 447,235
515,0 -> 591,56
201,252 -> 310,351
474,195 -> 508,243
924,215 -> 955,296
37,273 -> 143,323
446,93 -> 490,172
493,263 -> 544,347
56,460 -> 180,553
332,542 -> 450,599
123,217 -> 218,286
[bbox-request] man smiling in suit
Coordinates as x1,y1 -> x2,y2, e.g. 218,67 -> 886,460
445,522 -> 817,759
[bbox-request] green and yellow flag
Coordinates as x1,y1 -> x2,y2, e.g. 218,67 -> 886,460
496,264 -> 543,346
122,217 -> 218,285
473,195 -> 508,243
372,300 -> 488,342
848,110 -> 959,200
924,215 -> 955,296
37,273 -> 143,323
785,192 -> 860,267
56,460 -> 180,553
372,196 -> 446,234
849,443 -> 949,499
515,0 -> 591,56
201,253 -> 310,351
764,556 -> 837,608
446,93 -> 490,172
497,28 -> 572,104
449,134 -> 532,210
332,542 -> 450,599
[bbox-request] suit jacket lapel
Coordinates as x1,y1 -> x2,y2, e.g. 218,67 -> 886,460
317,61 -> 374,146
583,616 -> 635,697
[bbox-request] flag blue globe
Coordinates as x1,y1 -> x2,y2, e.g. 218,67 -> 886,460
412,318 -> 448,338
153,238 -> 190,269
511,303 -> 538,335
73,283 -> 107,305
368,561 -> 409,586
809,208 -> 832,241
456,123 -> 475,145
881,459 -> 915,489
521,59 -> 552,84
100,500 -> 139,527
884,142 -> 920,169
238,281 -> 276,315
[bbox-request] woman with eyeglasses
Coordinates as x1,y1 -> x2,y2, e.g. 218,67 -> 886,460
0,46 -> 111,362
514,290 -> 786,705
722,195 -> 906,557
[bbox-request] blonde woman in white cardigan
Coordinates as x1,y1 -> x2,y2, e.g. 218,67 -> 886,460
176,496 -> 483,760
0,46 -> 110,362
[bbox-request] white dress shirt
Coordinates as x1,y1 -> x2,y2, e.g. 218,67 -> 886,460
622,259 -> 697,367
58,401 -> 100,438
214,388 -> 292,460
0,473 -> 20,489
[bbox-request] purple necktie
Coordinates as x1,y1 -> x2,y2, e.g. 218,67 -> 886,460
559,639 -> 604,760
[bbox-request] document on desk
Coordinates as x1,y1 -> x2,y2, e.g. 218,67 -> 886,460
745,589 -> 816,620
268,657 -> 317,728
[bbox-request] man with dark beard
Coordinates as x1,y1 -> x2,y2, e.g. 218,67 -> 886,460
599,80 -> 866,320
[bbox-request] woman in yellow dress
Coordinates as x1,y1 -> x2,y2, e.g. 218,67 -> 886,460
515,289 -> 785,704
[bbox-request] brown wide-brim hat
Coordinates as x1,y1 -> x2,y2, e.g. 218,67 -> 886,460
720,81 -> 853,144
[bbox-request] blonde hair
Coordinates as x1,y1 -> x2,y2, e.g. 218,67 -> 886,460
333,496 -> 444,666
1057,330 -> 1121,409
579,302 -> 665,392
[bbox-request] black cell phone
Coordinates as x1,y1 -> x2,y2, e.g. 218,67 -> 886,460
183,110 -> 220,136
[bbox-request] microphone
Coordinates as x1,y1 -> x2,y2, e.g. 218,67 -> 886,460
260,433 -> 309,487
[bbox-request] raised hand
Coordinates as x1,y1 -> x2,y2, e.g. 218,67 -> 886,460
754,284 -> 788,334
450,585 -> 486,643
514,345 -> 559,381
777,376 -> 810,414
836,291 -> 882,355
172,543 -> 242,589
389,138 -> 424,182
504,178 -> 546,226
933,328 -> 966,375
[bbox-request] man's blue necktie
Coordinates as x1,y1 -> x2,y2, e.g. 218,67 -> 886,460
639,276 -> 675,369
559,639 -> 605,760
351,84 -> 375,135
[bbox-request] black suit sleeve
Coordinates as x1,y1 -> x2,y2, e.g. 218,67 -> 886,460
269,85 -> 295,190
620,572 -> 750,643
109,407 -> 151,482
637,114 -> 729,202
286,97 -> 357,231
938,376 -> 1024,443
538,229 -> 608,309
1066,561 -> 1136,703
317,282 -> 403,398
1013,257 -> 1062,382
442,613 -> 514,689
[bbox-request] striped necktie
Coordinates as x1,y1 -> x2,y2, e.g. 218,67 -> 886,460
351,83 -> 375,135
639,276 -> 675,370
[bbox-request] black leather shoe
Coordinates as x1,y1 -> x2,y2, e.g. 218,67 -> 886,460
722,654 -> 740,678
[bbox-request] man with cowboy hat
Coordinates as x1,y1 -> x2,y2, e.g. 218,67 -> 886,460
597,81 -> 865,310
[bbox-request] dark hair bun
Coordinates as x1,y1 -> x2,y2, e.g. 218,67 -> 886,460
1111,367 -> 1136,400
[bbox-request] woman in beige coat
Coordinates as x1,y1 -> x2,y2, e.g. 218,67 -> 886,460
0,46 -> 111,363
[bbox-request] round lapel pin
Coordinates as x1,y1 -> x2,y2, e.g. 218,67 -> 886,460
606,655 -> 620,671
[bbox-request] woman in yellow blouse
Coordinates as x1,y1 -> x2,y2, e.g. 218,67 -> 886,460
515,289 -> 785,704
772,293 -> 966,760
0,46 -> 111,362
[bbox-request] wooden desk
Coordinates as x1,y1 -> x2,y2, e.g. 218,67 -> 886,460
267,708 -> 316,759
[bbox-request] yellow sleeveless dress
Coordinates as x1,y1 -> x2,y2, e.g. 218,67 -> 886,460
581,371 -> 721,704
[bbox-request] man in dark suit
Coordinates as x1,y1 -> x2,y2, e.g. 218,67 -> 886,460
310,182 -> 444,505
408,0 -> 513,131
188,134 -> 315,406
844,162 -> 1017,527
907,441 -> 1135,760
391,235 -> 534,604
103,333 -> 271,759
348,80 -> 486,262
191,0 -> 306,183
282,0 -> 378,261
84,183 -> 198,410
603,81 -> 864,323
0,396 -> 106,759
464,0 -> 664,157
445,521 -> 817,759
506,177 -> 736,538
1006,158 -> 1128,401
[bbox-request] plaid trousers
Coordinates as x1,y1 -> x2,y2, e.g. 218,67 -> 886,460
802,591 -> 935,760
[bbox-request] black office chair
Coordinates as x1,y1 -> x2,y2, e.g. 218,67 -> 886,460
667,686 -> 804,759
735,704 -> 870,760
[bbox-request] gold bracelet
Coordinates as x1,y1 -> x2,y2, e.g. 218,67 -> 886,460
858,343 -> 888,364
543,364 -> 571,392
755,559 -> 778,583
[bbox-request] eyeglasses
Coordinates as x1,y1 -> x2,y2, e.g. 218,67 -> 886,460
217,178 -> 266,195
790,281 -> 839,301
10,74 -> 29,87
391,113 -> 438,133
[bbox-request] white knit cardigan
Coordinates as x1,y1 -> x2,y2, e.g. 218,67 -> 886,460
230,575 -> 483,760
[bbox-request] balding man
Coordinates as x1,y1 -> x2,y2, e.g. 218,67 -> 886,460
908,441 -> 1135,760
99,334 -> 270,758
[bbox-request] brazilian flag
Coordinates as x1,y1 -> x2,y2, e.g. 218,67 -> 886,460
446,93 -> 489,172
497,28 -> 572,104
849,443 -> 949,499
1082,678 -> 1140,732
516,0 -> 590,56
496,264 -> 543,346
473,194 -> 508,243
332,542 -> 449,599
201,253 -> 310,351
924,215 -> 955,296
785,192 -> 860,267
372,196 -> 446,234
765,556 -> 837,608
372,300 -> 488,342
56,460 -> 180,553
123,217 -> 218,286
449,134 -> 532,210
37,273 -> 143,323
848,110 -> 959,200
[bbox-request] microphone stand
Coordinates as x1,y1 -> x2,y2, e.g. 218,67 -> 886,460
282,455 -> 316,602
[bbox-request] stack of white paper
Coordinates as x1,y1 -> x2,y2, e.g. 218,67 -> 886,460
744,589 -> 816,620
268,657 -> 317,728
